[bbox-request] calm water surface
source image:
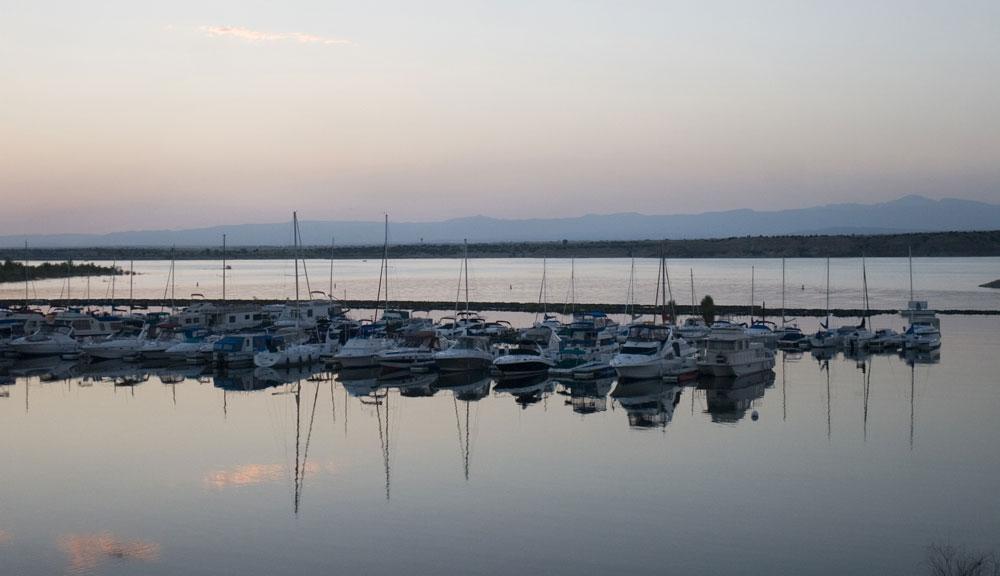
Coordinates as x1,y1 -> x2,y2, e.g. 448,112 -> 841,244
1,315 -> 998,575
4,257 -> 1000,310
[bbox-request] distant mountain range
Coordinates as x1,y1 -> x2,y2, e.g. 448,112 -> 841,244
4,195 -> 999,247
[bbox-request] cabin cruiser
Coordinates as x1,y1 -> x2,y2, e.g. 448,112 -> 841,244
171,301 -> 269,333
254,340 -> 324,368
434,335 -> 494,372
332,325 -> 396,369
808,327 -> 842,349
677,317 -> 711,341
9,324 -> 81,357
903,323 -> 941,350
493,325 -> 561,377
775,326 -> 808,349
212,333 -> 276,368
843,320 -> 875,350
161,332 -> 221,363
697,324 -> 775,377
551,312 -> 619,377
81,325 -> 151,360
376,330 -> 450,376
270,300 -> 335,330
900,300 -> 941,350
610,324 -> 697,380
49,309 -> 124,338
745,321 -> 778,349
867,328 -> 902,350
435,311 -> 487,338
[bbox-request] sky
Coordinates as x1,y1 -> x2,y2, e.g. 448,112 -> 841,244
1,0 -> 998,234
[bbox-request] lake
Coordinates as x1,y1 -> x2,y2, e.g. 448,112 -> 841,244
1,314 -> 998,575
3,257 -> 1000,311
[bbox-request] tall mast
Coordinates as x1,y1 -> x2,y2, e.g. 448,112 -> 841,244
328,236 -> 335,299
781,258 -> 786,325
825,256 -> 831,327
750,265 -> 755,323
664,255 -> 675,323
690,268 -> 695,310
129,259 -> 134,314
383,214 -> 389,318
170,246 -> 176,312
570,257 -> 576,315
66,260 -> 71,303
222,234 -> 227,303
110,257 -> 117,310
464,239 -> 470,314
862,255 -> 870,326
293,213 -> 301,328
908,245 -> 914,303
23,240 -> 29,308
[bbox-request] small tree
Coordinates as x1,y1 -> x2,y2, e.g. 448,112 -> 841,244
701,295 -> 716,325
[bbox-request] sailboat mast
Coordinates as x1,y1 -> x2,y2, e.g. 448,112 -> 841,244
862,255 -> 870,325
781,258 -> 786,325
464,239 -> 470,314
170,246 -> 176,312
570,257 -> 576,315
23,240 -> 29,308
383,214 -> 389,318
329,236 -> 335,299
825,257 -> 831,326
750,265 -> 755,323
129,259 -> 134,314
908,245 -> 914,303
222,234 -> 227,303
293,213 -> 301,328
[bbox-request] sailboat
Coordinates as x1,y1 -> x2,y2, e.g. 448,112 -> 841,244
677,268 -> 711,341
333,215 -> 397,368
844,256 -> 875,350
809,258 -> 842,349
900,247 -> 941,350
255,213 -> 325,368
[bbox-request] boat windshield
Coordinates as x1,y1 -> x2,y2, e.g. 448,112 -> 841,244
621,345 -> 658,355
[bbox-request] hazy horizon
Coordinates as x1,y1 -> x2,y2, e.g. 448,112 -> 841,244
3,1 -> 999,235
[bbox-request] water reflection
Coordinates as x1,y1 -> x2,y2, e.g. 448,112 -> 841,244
559,377 -> 614,415
0,529 -> 10,544
612,379 -> 682,429
699,371 -> 775,424
493,375 -> 557,409
58,532 -> 160,574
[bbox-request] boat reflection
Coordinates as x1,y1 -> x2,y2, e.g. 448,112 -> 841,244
901,347 -> 941,365
559,377 -> 614,415
699,371 -> 775,424
611,379 -> 681,429
434,369 -> 492,401
493,374 -> 556,408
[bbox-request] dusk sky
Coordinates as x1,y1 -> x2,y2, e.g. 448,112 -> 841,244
2,0 -> 998,234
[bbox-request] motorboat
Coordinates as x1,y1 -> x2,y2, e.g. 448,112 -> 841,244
81,326 -> 150,360
551,312 -> 619,377
212,333 -> 277,368
333,325 -> 396,369
493,325 -> 560,378
903,323 -> 941,350
610,324 -> 697,380
677,317 -> 711,341
775,326 -> 808,349
376,330 -> 450,376
433,335 -> 494,372
9,325 -> 81,357
868,328 -> 902,350
697,324 -> 775,377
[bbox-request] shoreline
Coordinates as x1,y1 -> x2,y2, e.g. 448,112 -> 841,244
3,298 -> 997,317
